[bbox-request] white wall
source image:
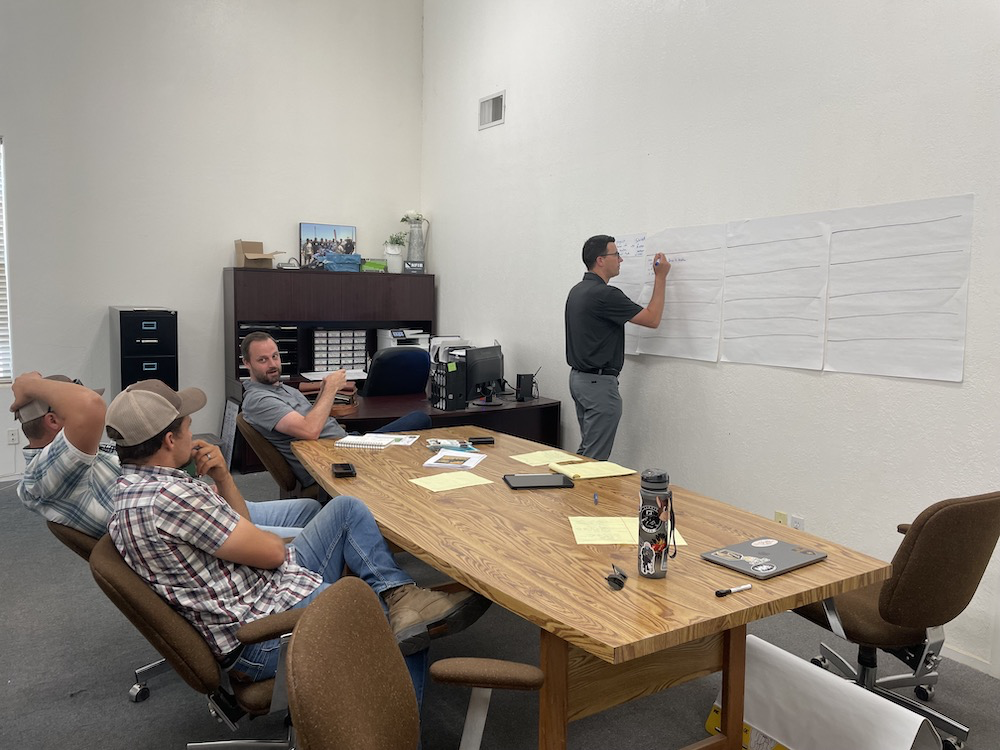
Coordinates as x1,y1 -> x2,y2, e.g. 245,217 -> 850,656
421,1 -> 1000,673
0,0 -> 425,477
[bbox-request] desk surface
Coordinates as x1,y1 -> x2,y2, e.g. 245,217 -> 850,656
292,426 -> 889,666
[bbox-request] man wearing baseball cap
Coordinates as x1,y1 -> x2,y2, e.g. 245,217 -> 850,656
105,380 -> 488,692
11,371 -> 321,540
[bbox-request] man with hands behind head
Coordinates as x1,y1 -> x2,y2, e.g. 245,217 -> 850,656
565,235 -> 671,460
10,371 -> 320,539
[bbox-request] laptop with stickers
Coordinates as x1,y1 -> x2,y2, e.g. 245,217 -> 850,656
701,537 -> 827,580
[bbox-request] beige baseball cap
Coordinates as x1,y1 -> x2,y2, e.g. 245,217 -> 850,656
106,380 -> 207,447
14,375 -> 106,423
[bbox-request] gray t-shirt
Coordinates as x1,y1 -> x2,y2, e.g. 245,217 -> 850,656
241,381 -> 346,487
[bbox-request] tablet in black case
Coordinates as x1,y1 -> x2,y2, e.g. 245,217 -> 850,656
503,474 -> 575,490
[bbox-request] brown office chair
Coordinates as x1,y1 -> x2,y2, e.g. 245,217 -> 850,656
236,413 -> 323,502
287,576 -> 544,750
89,535 -> 302,749
46,520 -> 173,702
795,490 -> 1000,750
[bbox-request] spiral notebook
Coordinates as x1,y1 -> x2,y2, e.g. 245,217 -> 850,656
334,434 -> 396,451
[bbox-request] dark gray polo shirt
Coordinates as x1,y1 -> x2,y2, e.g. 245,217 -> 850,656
564,272 -> 643,373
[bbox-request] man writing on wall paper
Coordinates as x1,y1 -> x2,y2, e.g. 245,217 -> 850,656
565,235 -> 670,460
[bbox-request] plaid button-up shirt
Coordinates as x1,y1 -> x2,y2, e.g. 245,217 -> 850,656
109,464 -> 322,658
18,431 -> 120,538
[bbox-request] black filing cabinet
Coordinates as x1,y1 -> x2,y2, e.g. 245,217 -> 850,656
110,307 -> 179,394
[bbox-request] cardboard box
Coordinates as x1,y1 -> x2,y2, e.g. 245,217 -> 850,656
235,240 -> 281,269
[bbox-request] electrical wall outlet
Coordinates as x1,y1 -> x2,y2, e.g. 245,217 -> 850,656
6,428 -> 19,445
790,514 -> 805,530
774,510 -> 788,525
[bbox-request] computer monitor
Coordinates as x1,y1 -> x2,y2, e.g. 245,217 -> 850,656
464,345 -> 504,406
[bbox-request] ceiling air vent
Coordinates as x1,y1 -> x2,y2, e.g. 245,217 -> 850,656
479,90 -> 505,130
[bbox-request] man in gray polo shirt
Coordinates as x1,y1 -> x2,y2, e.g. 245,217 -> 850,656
240,332 -> 430,490
565,235 -> 670,459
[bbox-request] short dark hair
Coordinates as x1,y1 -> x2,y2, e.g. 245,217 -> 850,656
241,331 -> 276,362
20,415 -> 48,441
108,416 -> 184,463
582,235 -> 615,270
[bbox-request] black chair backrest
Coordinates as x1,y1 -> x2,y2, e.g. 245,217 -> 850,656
287,577 -> 419,750
880,490 -> 1000,628
47,520 -> 99,561
360,347 -> 431,397
236,413 -> 298,494
89,535 -> 221,694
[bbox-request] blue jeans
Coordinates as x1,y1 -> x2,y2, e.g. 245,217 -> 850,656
246,497 -> 322,536
231,496 -> 428,706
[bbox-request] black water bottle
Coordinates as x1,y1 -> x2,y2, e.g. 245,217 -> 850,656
638,468 -> 671,578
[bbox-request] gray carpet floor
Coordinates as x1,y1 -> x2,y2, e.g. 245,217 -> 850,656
2,470 -> 997,749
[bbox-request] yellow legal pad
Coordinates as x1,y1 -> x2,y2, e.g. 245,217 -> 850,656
549,461 -> 637,480
410,473 -> 494,492
509,449 -> 580,466
569,517 -> 686,546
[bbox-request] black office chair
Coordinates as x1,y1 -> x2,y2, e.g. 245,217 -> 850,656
359,347 -> 431,397
795,490 -> 1000,750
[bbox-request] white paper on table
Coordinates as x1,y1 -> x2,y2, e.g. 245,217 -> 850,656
629,223 -> 727,362
721,217 -> 830,370
723,635 -> 941,750
301,369 -> 367,381
822,194 -> 972,382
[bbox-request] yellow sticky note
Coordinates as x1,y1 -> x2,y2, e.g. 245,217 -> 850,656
549,461 -> 636,480
568,517 -> 686,545
410,472 -> 493,492
510,450 -> 581,466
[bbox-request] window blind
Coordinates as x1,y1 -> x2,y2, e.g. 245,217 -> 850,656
0,138 -> 11,383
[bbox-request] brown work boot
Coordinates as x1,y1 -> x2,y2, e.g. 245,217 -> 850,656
384,584 -> 491,655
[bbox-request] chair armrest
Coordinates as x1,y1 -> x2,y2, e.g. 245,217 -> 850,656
430,657 -> 544,691
236,609 -> 305,645
897,523 -> 910,535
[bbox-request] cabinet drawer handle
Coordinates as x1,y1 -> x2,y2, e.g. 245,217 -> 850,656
141,322 -> 158,330
135,339 -> 160,345
142,363 -> 159,371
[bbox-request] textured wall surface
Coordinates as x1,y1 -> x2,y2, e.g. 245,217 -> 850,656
422,0 -> 1000,673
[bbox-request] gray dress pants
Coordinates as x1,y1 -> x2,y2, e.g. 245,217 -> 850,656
569,369 -> 622,460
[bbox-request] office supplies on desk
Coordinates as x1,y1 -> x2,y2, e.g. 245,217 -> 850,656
548,460 -> 636,480
426,438 -> 478,452
424,449 -> 487,470
568,517 -> 687,546
302,369 -> 368,381
702,538 -> 827,579
335,434 -> 396,451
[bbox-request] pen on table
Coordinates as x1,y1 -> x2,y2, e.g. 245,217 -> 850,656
715,583 -> 752,597
593,492 -> 598,506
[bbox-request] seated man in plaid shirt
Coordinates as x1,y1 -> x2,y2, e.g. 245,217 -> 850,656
105,379 -> 488,688
11,372 -> 321,539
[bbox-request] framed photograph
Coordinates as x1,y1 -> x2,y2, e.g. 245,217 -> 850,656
299,223 -> 357,268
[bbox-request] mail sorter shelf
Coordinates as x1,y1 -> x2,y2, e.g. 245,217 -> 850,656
110,307 -> 178,394
224,267 -> 437,471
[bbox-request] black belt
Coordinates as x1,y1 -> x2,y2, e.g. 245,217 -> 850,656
219,644 -> 246,671
576,367 -> 619,377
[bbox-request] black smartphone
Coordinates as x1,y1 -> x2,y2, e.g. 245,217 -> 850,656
331,462 -> 357,478
468,436 -> 495,445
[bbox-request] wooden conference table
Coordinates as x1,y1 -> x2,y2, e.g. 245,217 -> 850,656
292,427 -> 890,750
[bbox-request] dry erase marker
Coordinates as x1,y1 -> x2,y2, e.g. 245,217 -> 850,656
715,583 -> 752,597
593,492 -> 599,505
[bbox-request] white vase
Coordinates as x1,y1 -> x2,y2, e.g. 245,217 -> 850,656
384,243 -> 404,274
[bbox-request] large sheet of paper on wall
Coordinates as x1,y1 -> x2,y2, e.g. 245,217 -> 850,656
822,194 -> 972,382
721,216 -> 830,370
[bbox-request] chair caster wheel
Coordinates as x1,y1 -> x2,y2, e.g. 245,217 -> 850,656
810,656 -> 829,670
942,738 -> 964,750
914,684 -> 934,702
129,683 -> 150,702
